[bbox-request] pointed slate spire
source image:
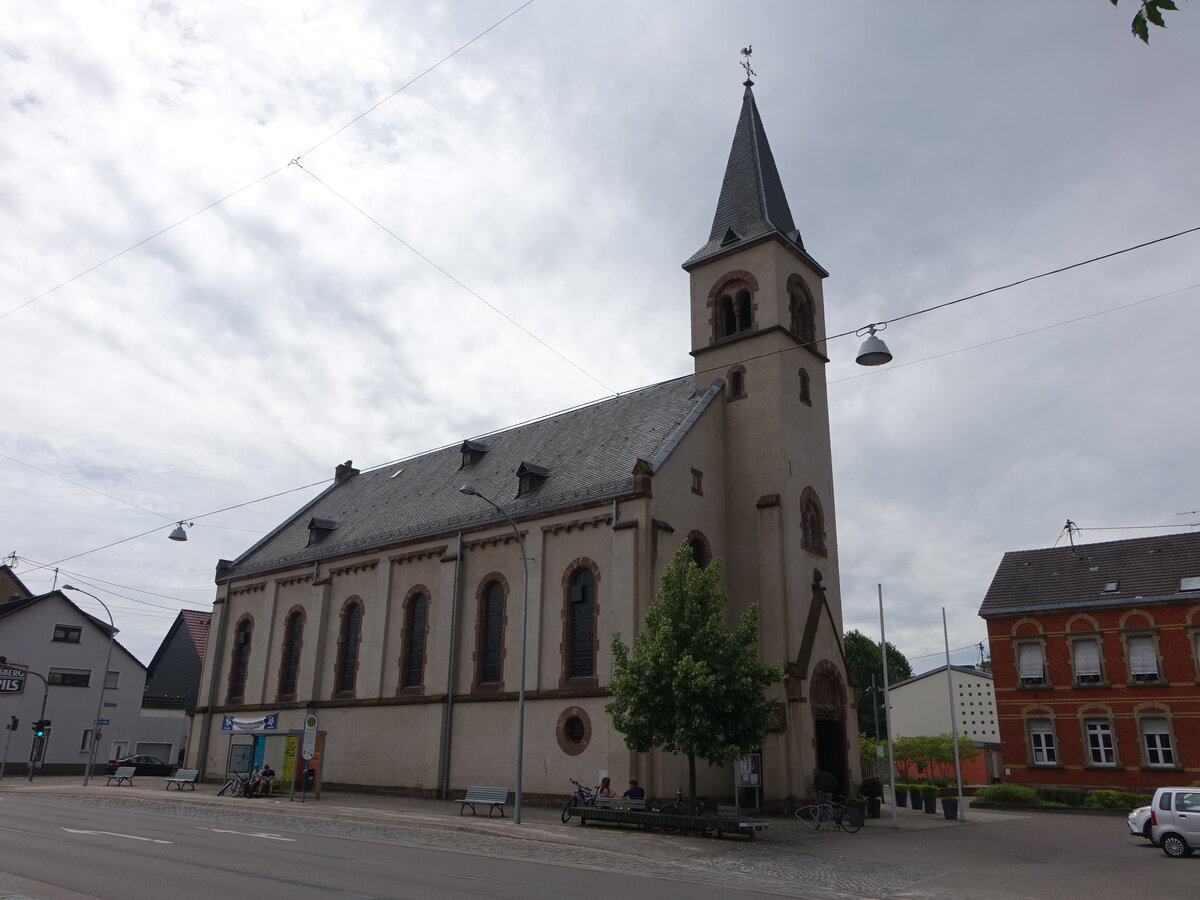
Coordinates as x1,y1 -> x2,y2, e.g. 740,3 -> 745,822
685,83 -> 806,267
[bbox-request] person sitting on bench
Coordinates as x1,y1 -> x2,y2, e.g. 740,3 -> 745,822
622,778 -> 645,800
260,764 -> 276,798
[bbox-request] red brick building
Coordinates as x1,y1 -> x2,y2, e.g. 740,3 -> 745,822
979,531 -> 1200,790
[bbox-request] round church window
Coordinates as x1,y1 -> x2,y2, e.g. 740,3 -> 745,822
555,706 -> 591,755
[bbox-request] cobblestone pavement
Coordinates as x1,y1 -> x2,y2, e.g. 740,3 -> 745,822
8,789 -> 950,898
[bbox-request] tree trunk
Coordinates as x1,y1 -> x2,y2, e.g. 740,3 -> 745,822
688,753 -> 697,808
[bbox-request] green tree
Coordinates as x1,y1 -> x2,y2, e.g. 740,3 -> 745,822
606,541 -> 784,805
843,629 -> 913,740
1112,0 -> 1188,43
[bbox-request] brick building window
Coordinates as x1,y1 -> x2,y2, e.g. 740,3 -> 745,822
1141,717 -> 1175,767
1085,720 -> 1116,766
1028,719 -> 1057,765
1071,638 -> 1103,685
1017,642 -> 1046,686
1125,634 -> 1160,683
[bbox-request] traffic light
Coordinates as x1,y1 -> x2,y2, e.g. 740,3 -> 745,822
7,716 -> 16,731
32,719 -> 49,737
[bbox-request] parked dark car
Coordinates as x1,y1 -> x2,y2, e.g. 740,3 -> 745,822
106,755 -> 176,776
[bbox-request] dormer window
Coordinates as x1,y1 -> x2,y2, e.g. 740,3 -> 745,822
460,439 -> 489,469
1182,576 -> 1200,591
516,462 -> 550,496
1103,581 -> 1119,593
307,517 -> 338,546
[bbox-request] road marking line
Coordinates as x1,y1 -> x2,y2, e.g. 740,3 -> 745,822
62,828 -> 172,844
197,826 -> 296,842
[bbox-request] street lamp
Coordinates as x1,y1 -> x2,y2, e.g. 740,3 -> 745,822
856,323 -> 893,367
458,484 -> 530,825
62,585 -> 114,787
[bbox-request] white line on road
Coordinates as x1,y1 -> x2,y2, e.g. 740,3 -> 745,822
62,828 -> 173,844
197,826 -> 297,842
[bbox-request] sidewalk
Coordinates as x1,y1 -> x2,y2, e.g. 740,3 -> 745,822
0,775 -> 975,859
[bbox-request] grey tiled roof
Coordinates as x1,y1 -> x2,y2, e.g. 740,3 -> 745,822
223,376 -> 721,580
685,84 -> 820,271
977,531 -> 1200,617
891,664 -> 993,691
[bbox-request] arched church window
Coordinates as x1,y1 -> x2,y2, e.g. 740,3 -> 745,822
788,275 -> 816,344
228,617 -> 252,702
334,598 -> 363,696
713,276 -> 755,340
400,590 -> 428,689
567,568 -> 595,679
798,368 -> 811,405
800,487 -> 827,556
478,580 -> 506,685
727,365 -> 747,400
277,609 -> 303,700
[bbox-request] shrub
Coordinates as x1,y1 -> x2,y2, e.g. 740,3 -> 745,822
1082,790 -> 1152,810
976,784 -> 1039,806
1035,786 -> 1087,807
814,771 -> 838,794
921,783 -> 939,798
860,777 -> 883,799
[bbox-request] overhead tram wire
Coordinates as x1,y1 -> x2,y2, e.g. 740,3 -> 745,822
1,1 -> 538,322
17,227 -> 1199,571
293,162 -> 616,395
692,224 -> 1200,383
829,281 -> 1200,385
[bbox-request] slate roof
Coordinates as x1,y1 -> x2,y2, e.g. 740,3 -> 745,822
978,531 -> 1200,618
684,83 -> 825,275
223,376 -> 722,581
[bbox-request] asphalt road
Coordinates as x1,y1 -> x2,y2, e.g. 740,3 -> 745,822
0,793 -> 1197,900
0,794 -> 786,900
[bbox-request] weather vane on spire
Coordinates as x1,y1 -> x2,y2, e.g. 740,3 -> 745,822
740,45 -> 756,85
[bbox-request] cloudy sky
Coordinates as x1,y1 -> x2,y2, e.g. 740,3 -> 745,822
2,1 -> 1197,673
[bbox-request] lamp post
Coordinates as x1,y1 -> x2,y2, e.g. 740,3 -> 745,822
878,584 -> 897,830
458,484 -> 530,825
62,585 -> 114,787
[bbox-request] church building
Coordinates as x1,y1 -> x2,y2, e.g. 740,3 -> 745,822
188,80 -> 858,809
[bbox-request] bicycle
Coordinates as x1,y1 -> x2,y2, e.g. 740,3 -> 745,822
561,778 -> 598,823
217,771 -> 250,797
659,788 -> 717,818
792,795 -> 864,833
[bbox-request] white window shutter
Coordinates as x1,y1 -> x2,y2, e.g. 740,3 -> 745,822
1018,643 -> 1043,678
1127,636 -> 1157,675
1073,640 -> 1101,676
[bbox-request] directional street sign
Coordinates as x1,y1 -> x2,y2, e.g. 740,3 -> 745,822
96,718 -> 110,726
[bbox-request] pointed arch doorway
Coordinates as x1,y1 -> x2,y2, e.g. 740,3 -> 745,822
810,660 -> 849,795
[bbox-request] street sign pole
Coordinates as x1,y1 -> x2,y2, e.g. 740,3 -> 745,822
299,714 -> 318,804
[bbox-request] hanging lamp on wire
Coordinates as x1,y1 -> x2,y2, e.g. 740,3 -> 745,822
168,521 -> 193,542
855,323 -> 893,367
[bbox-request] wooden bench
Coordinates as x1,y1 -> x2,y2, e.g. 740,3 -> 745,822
568,804 -> 768,840
106,766 -> 137,786
163,769 -> 199,790
455,785 -> 510,817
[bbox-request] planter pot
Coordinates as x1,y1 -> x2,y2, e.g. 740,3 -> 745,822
942,797 -> 959,819
923,795 -> 937,814
866,797 -> 881,818
909,790 -> 923,809
895,790 -> 907,808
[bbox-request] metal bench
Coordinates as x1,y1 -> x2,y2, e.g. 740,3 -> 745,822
455,785 -> 510,817
163,769 -> 200,790
593,795 -> 648,810
106,766 -> 137,786
568,804 -> 767,839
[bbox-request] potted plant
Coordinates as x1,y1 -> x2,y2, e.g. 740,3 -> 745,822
909,783 -> 924,809
942,791 -> 960,820
860,777 -> 883,818
894,782 -> 908,807
921,783 -> 938,814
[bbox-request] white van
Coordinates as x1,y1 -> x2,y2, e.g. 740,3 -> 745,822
1150,786 -> 1200,857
